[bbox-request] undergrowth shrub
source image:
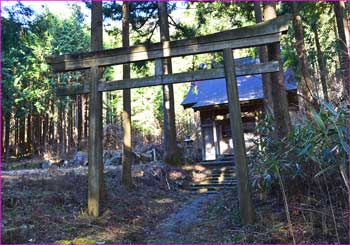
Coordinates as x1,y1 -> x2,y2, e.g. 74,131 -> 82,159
252,100 -> 349,196
251,100 -> 349,242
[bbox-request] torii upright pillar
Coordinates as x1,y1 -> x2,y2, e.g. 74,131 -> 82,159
88,1 -> 105,217
223,48 -> 255,224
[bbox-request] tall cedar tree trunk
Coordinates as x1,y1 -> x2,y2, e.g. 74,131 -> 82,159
4,113 -> 10,161
43,113 -> 48,152
49,100 -> 55,145
26,113 -> 33,154
31,116 -> 35,154
313,24 -> 329,103
27,110 -> 32,151
59,107 -> 65,157
291,2 -> 318,105
84,95 -> 88,139
77,95 -> 82,148
158,2 -> 178,162
90,0 -> 106,203
15,118 -> 18,156
37,115 -> 42,154
62,109 -> 66,155
19,116 -> 25,145
19,114 -> 25,156
334,1 -> 350,99
106,93 -> 110,124
19,82 -> 26,154
254,2 -> 273,113
1,115 -> 4,158
121,1 -> 134,189
57,106 -> 61,156
68,99 -> 74,152
263,3 -> 291,139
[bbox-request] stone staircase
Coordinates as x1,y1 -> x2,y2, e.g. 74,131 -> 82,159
188,160 -> 237,194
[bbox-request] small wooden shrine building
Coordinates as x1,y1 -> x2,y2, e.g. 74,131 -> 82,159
182,57 -> 298,160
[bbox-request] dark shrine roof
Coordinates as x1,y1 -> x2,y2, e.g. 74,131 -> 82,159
181,56 -> 297,110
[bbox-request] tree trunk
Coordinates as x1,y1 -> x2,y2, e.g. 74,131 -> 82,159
57,107 -> 62,157
158,2 -> 178,163
4,113 -> 11,161
334,1 -> 350,99
254,2 -> 273,113
27,110 -> 32,152
105,93 -> 110,124
263,3 -> 292,139
83,95 -> 87,139
77,95 -> 83,148
291,2 -> 316,106
19,115 -> 25,145
59,107 -> 65,157
313,24 -> 329,103
15,118 -> 19,156
49,100 -> 55,146
121,1 -> 134,189
37,114 -> 42,155
43,113 -> 48,152
1,115 -> 4,157
68,99 -> 74,152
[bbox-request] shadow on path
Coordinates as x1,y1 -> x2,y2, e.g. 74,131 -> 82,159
146,194 -> 218,243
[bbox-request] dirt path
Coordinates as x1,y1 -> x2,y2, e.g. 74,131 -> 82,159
2,162 -> 196,244
145,193 -> 218,243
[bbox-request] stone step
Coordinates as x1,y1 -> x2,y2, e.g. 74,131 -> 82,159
196,174 -> 236,179
205,169 -> 236,174
198,159 -> 234,165
194,176 -> 237,181
194,189 -> 218,194
198,177 -> 237,183
205,166 -> 235,171
201,169 -> 236,175
203,175 -> 235,179
190,182 -> 237,188
204,174 -> 236,178
206,173 -> 236,178
193,180 -> 237,185
189,186 -> 237,192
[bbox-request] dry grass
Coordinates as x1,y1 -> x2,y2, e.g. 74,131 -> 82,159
2,162 -> 194,244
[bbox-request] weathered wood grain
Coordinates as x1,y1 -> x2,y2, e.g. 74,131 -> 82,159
46,15 -> 290,72
56,61 -> 279,96
88,1 -> 103,217
49,34 -> 281,72
223,48 -> 255,225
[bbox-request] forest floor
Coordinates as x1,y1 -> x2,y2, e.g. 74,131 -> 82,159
2,162 -> 348,244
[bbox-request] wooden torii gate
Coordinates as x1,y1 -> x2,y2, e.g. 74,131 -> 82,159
46,14 -> 291,224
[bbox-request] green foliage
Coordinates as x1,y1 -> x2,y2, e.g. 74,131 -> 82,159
192,2 -> 254,30
56,238 -> 97,244
2,3 -> 89,130
281,2 -> 339,97
99,1 -> 176,42
153,88 -> 164,129
253,101 -> 349,193
2,3 -> 34,118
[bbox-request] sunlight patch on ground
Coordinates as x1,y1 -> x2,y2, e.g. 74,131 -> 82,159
2,176 -> 20,181
169,171 -> 184,180
155,198 -> 174,204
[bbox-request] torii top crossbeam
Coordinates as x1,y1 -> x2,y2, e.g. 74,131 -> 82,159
46,14 -> 290,72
